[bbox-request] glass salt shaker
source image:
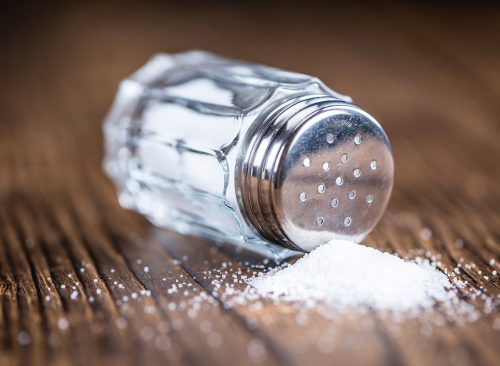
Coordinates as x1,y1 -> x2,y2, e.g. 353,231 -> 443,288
103,50 -> 394,260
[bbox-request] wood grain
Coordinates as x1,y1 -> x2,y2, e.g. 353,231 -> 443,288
0,1 -> 499,365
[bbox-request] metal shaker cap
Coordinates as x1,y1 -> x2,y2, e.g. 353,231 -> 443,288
236,94 -> 394,252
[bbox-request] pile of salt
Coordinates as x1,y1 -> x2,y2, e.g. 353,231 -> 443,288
247,240 -> 458,313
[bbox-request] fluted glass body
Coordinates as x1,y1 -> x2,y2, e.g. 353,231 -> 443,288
103,51 -> 350,259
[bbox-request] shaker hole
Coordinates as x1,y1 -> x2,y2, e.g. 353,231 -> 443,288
303,157 -> 311,167
317,184 -> 326,194
366,194 -> 374,203
348,191 -> 356,200
299,192 -> 307,202
353,168 -> 361,177
331,198 -> 339,208
335,176 -> 344,186
370,160 -> 377,170
322,162 -> 331,171
341,153 -> 348,163
344,217 -> 352,226
326,133 -> 335,144
316,217 -> 325,226
354,134 -> 362,145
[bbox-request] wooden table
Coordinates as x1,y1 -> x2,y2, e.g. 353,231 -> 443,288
1,2 -> 499,365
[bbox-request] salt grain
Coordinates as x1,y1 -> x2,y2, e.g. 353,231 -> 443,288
247,338 -> 266,362
17,331 -> 31,345
145,305 -> 156,313
116,317 -> 127,329
317,333 -> 335,354
172,318 -> 184,330
158,321 -> 170,333
58,318 -> 69,331
206,331 -> 223,348
140,326 -> 154,341
155,335 -> 171,351
420,228 -> 432,241
200,320 -> 212,333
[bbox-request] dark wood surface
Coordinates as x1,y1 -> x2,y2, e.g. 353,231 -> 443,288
1,2 -> 499,365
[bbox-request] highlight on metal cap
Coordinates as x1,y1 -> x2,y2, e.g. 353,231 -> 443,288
237,94 -> 394,252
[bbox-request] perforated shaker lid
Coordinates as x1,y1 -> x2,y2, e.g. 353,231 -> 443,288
236,95 -> 394,252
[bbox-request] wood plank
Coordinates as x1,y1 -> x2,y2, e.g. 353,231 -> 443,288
0,1 -> 498,365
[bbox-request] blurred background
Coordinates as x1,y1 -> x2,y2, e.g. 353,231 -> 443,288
2,0 -> 499,212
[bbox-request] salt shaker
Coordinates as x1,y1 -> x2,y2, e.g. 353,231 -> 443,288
103,50 -> 394,259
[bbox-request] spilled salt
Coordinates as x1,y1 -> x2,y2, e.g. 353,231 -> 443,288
247,240 -> 456,313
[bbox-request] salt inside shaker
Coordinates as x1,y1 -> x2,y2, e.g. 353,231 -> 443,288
103,50 -> 394,259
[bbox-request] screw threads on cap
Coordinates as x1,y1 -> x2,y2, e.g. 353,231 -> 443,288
236,95 -> 340,250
